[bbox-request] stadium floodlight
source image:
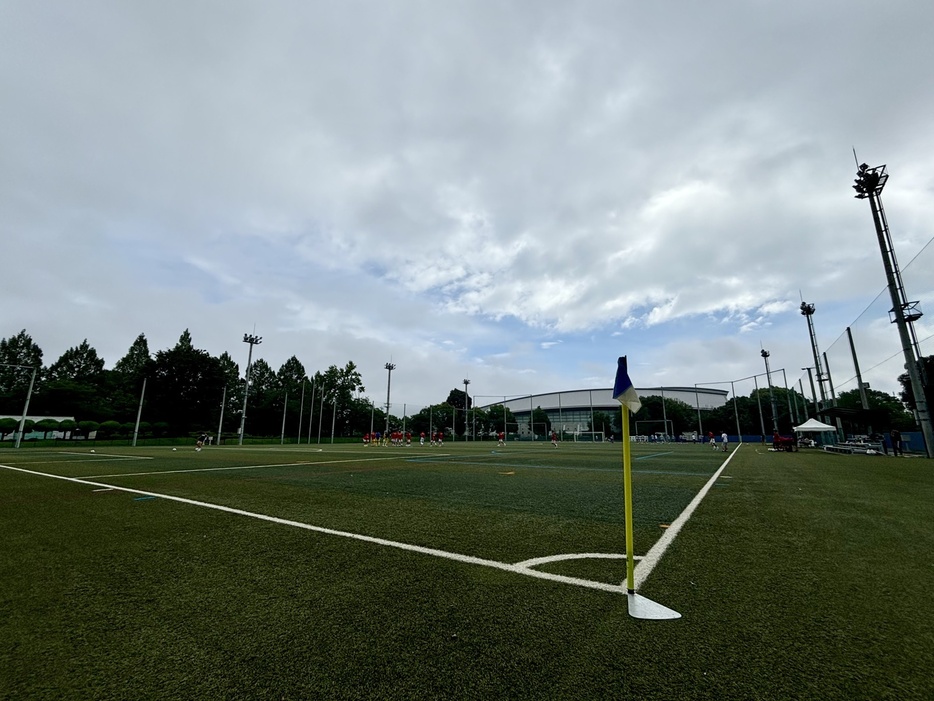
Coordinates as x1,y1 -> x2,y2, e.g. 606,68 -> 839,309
238,333 -> 262,446
853,159 -> 933,458
384,362 -> 395,437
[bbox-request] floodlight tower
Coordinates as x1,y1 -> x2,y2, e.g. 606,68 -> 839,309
384,362 -> 395,438
853,161 -> 933,458
463,378 -> 471,441
760,349 -> 780,433
238,333 -> 262,445
799,302 -> 829,411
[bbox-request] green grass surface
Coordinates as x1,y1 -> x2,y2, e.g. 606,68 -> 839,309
1,442 -> 932,699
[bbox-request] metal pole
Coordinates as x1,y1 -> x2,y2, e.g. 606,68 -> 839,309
317,388 -> 324,444
14,367 -> 37,449
384,363 -> 395,438
280,390 -> 288,445
754,375 -> 766,438
780,369 -> 796,425
730,381 -> 741,441
330,397 -> 336,444
463,378 -> 470,440
133,377 -> 147,447
694,386 -> 703,436
846,326 -> 871,417
215,384 -> 225,446
824,352 -> 845,440
660,387 -> 669,439
297,379 -> 305,444
761,350 -> 779,433
804,367 -> 818,418
238,334 -> 262,446
307,379 -> 315,444
855,162 -> 933,457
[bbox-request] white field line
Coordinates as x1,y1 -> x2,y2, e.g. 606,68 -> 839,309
58,452 -> 153,460
0,462 -> 627,596
84,455 -> 414,479
632,445 -> 740,590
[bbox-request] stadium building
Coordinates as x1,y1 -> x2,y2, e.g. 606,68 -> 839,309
478,386 -> 728,439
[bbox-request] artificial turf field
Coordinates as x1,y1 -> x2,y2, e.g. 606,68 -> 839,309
1,441 -> 932,700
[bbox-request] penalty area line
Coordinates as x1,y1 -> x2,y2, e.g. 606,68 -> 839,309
0,462 -> 628,596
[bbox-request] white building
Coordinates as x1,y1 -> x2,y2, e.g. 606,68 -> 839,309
478,386 -> 728,437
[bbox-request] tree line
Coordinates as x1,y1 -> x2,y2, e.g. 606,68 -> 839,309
0,329 -> 518,442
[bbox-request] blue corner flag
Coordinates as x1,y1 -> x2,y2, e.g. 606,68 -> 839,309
613,356 -> 641,414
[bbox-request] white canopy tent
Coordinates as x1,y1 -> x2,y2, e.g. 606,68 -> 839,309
793,418 -> 837,432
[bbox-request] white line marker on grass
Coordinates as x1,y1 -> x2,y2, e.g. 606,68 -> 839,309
85,455 -> 404,479
632,446 -> 740,590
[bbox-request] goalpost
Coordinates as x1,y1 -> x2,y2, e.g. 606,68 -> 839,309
573,430 -> 605,443
634,420 -> 674,440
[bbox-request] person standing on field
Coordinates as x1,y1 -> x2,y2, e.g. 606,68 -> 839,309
721,431 -> 728,452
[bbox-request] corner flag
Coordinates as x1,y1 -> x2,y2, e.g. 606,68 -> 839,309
613,356 -> 641,413
614,355 -> 680,620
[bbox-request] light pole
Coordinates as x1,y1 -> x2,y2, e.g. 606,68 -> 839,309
463,378 -> 470,441
854,161 -> 933,457
238,333 -> 262,445
384,362 -> 395,438
760,349 -> 779,433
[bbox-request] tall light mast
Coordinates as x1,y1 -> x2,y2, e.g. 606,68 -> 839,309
853,161 -> 933,458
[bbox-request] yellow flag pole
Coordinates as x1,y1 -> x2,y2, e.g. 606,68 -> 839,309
621,404 -> 635,594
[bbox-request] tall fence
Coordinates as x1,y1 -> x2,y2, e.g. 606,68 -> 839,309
799,237 -> 933,402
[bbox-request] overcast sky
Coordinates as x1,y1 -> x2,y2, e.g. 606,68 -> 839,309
2,1 -> 932,409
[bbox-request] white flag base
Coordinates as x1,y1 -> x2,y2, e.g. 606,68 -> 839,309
627,592 -> 681,620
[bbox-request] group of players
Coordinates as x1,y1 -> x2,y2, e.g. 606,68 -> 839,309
363,430 -> 445,447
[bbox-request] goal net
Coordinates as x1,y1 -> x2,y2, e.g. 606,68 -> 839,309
573,431 -> 605,443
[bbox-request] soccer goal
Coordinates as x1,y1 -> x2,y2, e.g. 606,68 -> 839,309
573,431 -> 605,443
635,420 -> 674,440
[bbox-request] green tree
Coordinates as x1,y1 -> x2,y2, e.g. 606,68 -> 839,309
633,396 -> 697,436
78,420 -> 100,439
41,340 -> 108,421
897,355 -> 934,420
46,340 -> 105,383
0,417 -> 18,440
0,330 -> 43,414
589,410 -> 613,436
836,387 -> 915,433
113,333 -> 151,379
105,333 -> 154,424
98,420 -> 123,439
34,418 -> 60,439
148,330 -> 227,436
531,406 -> 551,437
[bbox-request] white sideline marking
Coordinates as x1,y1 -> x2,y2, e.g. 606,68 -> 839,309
0,462 -> 629,595
58,452 -> 153,460
85,455 -> 404,479
632,446 -> 740,590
